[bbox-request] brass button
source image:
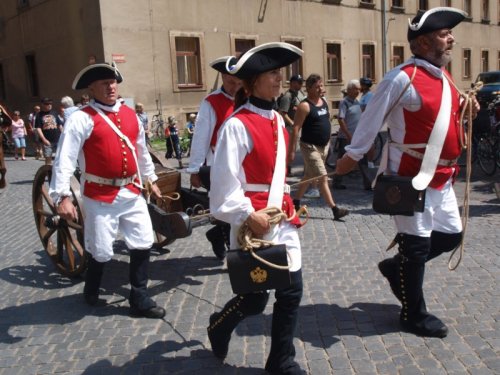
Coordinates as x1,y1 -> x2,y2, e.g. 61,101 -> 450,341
122,151 -> 127,156
123,158 -> 128,162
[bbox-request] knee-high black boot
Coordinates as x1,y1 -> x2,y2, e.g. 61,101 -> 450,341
427,231 -> 462,262
398,234 -> 448,338
129,249 -> 165,319
83,254 -> 106,306
265,270 -> 304,375
206,222 -> 230,260
207,292 -> 269,359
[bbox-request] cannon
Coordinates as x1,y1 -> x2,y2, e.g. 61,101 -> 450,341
32,150 -> 210,277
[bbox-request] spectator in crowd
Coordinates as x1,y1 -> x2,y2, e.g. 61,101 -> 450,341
185,113 -> 196,157
332,79 -> 372,190
135,103 -> 149,142
61,96 -> 79,123
28,105 -> 42,159
10,111 -> 27,160
165,115 -> 182,168
288,74 -> 349,220
35,97 -> 63,165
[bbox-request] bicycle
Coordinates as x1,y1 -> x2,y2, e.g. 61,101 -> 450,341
149,113 -> 166,142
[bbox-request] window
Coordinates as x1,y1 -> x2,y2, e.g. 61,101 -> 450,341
481,0 -> 490,21
392,45 -> 405,68
359,0 -> 375,9
361,43 -> 375,80
0,64 -> 5,101
446,61 -> 452,75
481,50 -> 489,72
391,0 -> 404,12
418,0 -> 428,11
234,39 -> 255,58
25,54 -> 39,97
462,48 -> 471,79
282,40 -> 303,82
464,0 -> 472,18
170,33 -> 205,90
441,0 -> 451,6
325,42 -> 342,83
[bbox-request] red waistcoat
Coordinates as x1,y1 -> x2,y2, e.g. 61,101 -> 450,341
206,92 -> 235,147
400,65 -> 462,189
235,109 -> 300,226
81,105 -> 141,203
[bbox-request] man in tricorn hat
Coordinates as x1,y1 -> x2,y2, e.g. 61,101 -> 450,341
336,8 -> 479,338
187,56 -> 242,261
49,63 -> 166,319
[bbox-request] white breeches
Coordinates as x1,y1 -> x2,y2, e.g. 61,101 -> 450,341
394,179 -> 462,237
83,189 -> 154,262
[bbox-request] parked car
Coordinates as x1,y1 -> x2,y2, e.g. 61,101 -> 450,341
473,71 -> 500,134
474,70 -> 500,108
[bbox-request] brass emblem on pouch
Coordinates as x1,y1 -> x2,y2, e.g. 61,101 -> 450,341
250,267 -> 267,283
386,185 -> 402,205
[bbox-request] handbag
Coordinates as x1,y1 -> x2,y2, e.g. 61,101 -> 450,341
226,244 -> 290,295
372,174 -> 425,216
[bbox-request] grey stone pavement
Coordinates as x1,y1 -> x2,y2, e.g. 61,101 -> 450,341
0,152 -> 498,375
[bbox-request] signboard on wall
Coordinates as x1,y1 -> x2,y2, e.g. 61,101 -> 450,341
112,54 -> 126,63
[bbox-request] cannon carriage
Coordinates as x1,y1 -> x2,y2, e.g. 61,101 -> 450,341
32,148 -> 209,277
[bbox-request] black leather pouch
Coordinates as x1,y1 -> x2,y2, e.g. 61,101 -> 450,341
372,175 -> 426,216
226,244 -> 290,295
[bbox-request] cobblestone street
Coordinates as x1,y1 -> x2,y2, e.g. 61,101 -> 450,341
0,155 -> 498,374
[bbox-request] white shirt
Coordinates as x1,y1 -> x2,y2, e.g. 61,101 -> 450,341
210,101 -> 301,271
187,88 -> 234,173
49,100 -> 157,204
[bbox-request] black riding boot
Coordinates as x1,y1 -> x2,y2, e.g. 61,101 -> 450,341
397,234 -> 448,338
378,243 -> 403,302
427,231 -> 462,262
207,292 -> 269,359
129,249 -> 165,319
83,254 -> 106,306
265,270 -> 304,375
206,223 -> 230,260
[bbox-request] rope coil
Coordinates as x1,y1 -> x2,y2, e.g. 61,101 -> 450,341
237,206 -> 308,270
442,80 -> 482,270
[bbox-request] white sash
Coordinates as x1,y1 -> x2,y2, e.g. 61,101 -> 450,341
411,75 -> 452,190
263,112 -> 287,243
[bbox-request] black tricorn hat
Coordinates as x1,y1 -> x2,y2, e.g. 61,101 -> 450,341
210,56 -> 238,74
226,42 -> 303,79
72,63 -> 123,90
407,7 -> 466,41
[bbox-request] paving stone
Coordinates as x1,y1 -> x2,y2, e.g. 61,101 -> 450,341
0,156 -> 497,374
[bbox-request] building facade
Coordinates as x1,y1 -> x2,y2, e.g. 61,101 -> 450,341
0,0 -> 499,127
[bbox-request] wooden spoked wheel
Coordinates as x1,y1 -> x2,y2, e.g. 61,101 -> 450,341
32,165 -> 87,277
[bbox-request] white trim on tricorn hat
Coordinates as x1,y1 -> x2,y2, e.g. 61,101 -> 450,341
72,63 -> 123,90
225,42 -> 303,79
407,7 -> 466,41
210,56 -> 238,74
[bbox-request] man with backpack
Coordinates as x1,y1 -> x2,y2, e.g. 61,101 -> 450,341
278,74 -> 305,176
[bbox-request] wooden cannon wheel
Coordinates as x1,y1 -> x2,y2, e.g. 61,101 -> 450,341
32,165 -> 87,277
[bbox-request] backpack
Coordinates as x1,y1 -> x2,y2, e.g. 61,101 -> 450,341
276,90 -> 299,115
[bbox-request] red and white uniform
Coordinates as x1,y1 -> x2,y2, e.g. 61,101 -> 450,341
210,102 -> 302,271
345,58 -> 463,236
187,88 -> 235,173
49,100 -> 157,262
